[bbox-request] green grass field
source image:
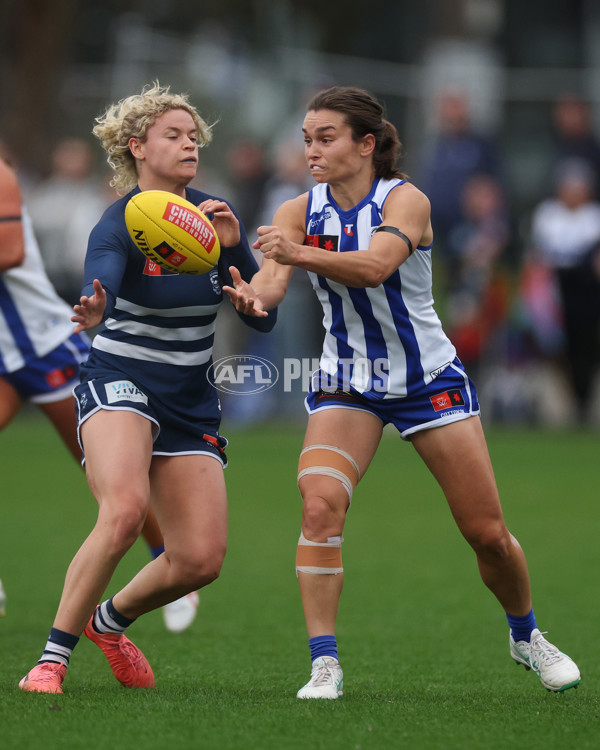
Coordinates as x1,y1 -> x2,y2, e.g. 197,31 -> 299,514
1,413 -> 598,750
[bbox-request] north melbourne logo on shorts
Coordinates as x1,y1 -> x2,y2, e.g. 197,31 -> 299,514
105,381 -> 148,405
46,365 -> 77,388
430,389 -> 465,412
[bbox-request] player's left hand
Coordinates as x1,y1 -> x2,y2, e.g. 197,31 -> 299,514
222,266 -> 268,317
197,199 -> 241,248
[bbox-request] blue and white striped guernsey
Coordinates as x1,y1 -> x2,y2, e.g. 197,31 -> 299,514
0,206 -> 75,374
305,177 -> 456,400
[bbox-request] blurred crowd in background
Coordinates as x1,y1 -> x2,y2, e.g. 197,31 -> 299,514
2,0 -> 600,428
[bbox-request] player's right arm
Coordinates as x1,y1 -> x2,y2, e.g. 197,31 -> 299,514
0,159 -> 25,272
222,194 -> 307,316
71,218 -> 127,332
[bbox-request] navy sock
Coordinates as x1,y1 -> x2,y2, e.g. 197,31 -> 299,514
149,544 -> 165,559
93,597 -> 135,635
506,609 -> 537,643
38,627 -> 80,666
309,635 -> 338,662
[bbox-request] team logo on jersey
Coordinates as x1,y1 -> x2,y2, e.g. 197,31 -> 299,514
143,258 -> 176,276
209,269 -> 221,295
429,389 -> 465,412
305,234 -> 339,252
344,224 -> 354,237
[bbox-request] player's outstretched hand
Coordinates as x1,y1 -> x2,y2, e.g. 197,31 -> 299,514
198,199 -> 240,248
72,279 -> 107,333
222,266 -> 268,317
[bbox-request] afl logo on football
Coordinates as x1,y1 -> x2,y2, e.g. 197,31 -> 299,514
207,356 -> 279,395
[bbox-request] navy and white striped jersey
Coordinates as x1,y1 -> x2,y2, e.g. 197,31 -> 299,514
0,205 -> 75,374
305,178 -> 456,400
80,186 -> 275,426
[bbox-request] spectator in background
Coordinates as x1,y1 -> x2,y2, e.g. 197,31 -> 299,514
551,93 -> 600,188
225,138 -> 272,235
419,88 -> 503,281
445,173 -> 511,382
525,158 -> 600,423
259,139 -> 314,228
26,138 -> 111,304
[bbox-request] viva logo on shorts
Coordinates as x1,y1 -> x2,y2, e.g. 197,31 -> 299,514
105,381 -> 148,405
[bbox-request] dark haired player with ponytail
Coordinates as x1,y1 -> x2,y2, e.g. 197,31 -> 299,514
224,86 -> 580,699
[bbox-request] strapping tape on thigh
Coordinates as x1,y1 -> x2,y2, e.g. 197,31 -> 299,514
297,444 -> 361,498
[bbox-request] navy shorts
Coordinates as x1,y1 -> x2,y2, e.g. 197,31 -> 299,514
3,332 -> 90,404
305,358 -> 480,440
74,373 -> 228,466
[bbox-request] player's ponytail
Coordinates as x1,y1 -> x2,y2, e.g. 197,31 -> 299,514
374,119 -> 405,180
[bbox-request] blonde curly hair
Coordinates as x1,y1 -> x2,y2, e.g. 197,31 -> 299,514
93,81 -> 213,195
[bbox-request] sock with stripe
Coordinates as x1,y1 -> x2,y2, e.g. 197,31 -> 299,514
309,634 -> 338,662
92,597 -> 135,635
507,608 -> 537,643
38,627 -> 79,667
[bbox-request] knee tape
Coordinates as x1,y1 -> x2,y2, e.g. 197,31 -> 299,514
296,531 -> 343,575
297,444 -> 361,499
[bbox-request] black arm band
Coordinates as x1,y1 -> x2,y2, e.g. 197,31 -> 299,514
374,225 -> 413,255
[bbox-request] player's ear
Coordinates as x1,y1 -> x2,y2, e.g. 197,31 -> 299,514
129,137 -> 144,160
360,133 -> 376,158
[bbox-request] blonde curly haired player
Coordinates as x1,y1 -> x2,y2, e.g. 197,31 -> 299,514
93,81 -> 214,196
0,152 -> 194,633
19,81 -> 276,694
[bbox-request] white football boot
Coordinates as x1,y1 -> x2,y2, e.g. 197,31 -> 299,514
510,628 -> 580,691
297,656 -> 343,699
162,591 -> 199,633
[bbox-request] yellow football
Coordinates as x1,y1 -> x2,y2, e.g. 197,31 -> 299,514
125,190 -> 221,274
